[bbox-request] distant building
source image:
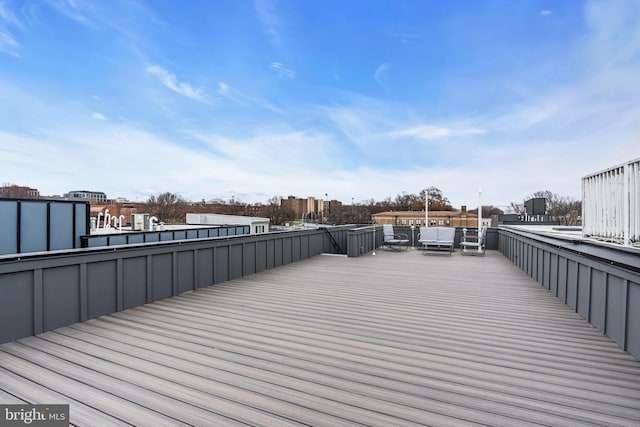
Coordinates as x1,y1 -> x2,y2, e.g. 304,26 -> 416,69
65,190 -> 107,204
281,195 -> 325,220
373,206 -> 479,228
0,185 -> 40,199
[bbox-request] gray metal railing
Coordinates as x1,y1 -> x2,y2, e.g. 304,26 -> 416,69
499,227 -> 640,360
81,225 -> 250,248
0,226 -> 350,344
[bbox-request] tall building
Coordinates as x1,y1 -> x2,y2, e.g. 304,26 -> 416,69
281,195 -> 325,220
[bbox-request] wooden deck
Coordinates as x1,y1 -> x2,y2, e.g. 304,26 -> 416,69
1,250 -> 640,426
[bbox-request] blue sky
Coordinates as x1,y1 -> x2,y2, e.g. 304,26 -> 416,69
1,0 -> 639,209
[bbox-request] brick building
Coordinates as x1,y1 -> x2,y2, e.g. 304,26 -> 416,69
372,206 -> 478,228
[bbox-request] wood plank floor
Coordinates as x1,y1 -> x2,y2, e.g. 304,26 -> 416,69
1,250 -> 640,426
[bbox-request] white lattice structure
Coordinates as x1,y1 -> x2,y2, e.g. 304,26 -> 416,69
582,158 -> 640,247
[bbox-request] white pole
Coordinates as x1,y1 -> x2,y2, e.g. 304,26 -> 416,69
425,192 -> 429,227
478,187 -> 483,253
372,221 -> 376,256
624,163 -> 630,246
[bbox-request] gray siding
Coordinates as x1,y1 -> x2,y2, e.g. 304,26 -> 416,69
0,227 -> 352,344
499,228 -> 640,360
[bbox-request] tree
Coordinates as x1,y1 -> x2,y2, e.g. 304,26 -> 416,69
146,192 -> 188,223
419,187 -> 454,211
513,190 -> 582,225
509,201 -> 524,214
482,205 -> 504,217
262,196 -> 295,225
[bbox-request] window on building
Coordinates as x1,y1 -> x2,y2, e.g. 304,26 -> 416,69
438,219 -> 444,225
401,219 -> 406,225
409,219 -> 413,225
416,219 -> 421,225
395,219 -> 399,225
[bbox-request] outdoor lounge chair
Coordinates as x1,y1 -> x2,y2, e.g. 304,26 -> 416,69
418,226 -> 455,255
382,224 -> 410,251
460,226 -> 487,255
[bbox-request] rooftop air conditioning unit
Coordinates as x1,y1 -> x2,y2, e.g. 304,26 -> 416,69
131,213 -> 150,231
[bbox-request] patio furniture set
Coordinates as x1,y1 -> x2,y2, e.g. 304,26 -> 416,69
382,224 -> 486,255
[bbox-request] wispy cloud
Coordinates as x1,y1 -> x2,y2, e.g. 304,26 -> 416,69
0,2 -> 21,25
269,62 -> 295,79
217,81 -> 246,106
44,0 -> 95,26
0,2 -> 21,56
217,80 -> 283,113
388,29 -> 421,45
146,65 -> 207,103
0,30 -> 19,56
255,0 -> 282,45
540,10 -> 552,16
92,112 -> 106,120
374,63 -> 389,88
389,125 -> 485,140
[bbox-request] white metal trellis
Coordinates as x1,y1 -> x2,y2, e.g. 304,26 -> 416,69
582,158 -> 640,247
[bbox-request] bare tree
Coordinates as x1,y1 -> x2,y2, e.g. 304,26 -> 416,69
509,201 -> 524,214
482,205 -> 504,217
513,190 -> 582,225
146,192 -> 188,223
261,196 -> 295,225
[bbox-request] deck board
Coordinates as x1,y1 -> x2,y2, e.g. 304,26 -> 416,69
2,250 -> 640,426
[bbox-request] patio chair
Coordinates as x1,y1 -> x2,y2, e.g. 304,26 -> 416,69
418,226 -> 455,255
382,224 -> 410,251
460,226 -> 487,256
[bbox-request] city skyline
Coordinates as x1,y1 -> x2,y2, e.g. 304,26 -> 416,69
1,1 -> 639,209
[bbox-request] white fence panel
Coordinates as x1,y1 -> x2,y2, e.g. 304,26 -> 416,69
582,158 -> 640,247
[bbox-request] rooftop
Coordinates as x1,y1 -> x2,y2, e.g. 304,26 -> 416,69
1,250 -> 639,426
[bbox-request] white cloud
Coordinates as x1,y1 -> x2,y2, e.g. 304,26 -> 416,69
373,63 -> 389,88
92,112 -> 106,120
0,2 -> 21,26
0,30 -> 19,55
255,0 -> 282,45
0,2 -> 21,56
217,80 -> 283,113
540,10 -> 552,16
44,0 -> 95,26
269,62 -> 295,79
217,82 -> 229,95
389,125 -> 485,140
216,81 -> 247,106
146,65 -> 207,103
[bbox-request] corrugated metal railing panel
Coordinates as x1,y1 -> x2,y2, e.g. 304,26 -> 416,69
0,226 -> 354,344
583,158 -> 640,247
499,228 -> 640,361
